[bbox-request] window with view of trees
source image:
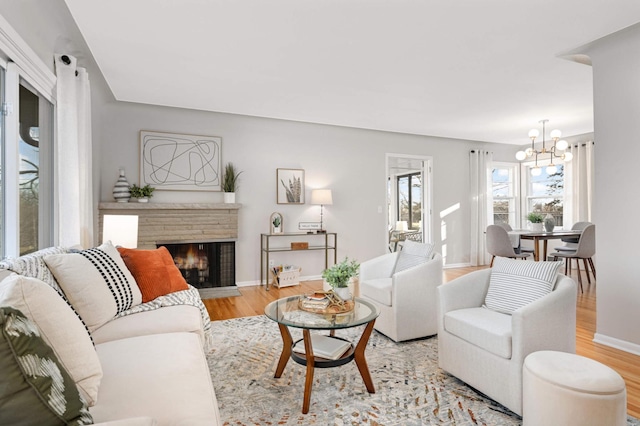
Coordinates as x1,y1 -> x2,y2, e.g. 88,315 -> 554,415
525,163 -> 564,228
397,172 -> 422,230
492,164 -> 518,227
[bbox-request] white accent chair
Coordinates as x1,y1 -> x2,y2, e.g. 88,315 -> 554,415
437,268 -> 576,416
359,249 -> 442,342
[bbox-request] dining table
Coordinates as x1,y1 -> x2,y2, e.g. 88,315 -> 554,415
508,229 -> 582,262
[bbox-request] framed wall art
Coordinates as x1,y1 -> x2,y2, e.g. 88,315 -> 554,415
277,168 -> 305,204
140,130 -> 222,191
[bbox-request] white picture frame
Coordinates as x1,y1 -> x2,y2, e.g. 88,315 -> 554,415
140,130 -> 222,191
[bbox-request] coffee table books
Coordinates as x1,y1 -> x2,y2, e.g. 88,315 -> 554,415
292,334 -> 352,360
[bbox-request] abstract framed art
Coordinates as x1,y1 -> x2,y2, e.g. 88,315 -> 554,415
277,168 -> 305,204
140,130 -> 222,191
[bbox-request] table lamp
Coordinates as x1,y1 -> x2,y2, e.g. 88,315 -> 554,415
311,189 -> 333,233
102,214 -> 139,248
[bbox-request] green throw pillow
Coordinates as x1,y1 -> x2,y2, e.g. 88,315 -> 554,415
0,307 -> 93,425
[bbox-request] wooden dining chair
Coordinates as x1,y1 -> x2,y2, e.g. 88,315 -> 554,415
486,225 -> 530,267
552,224 -> 596,293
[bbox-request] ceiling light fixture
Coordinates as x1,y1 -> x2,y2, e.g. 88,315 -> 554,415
515,119 -> 573,175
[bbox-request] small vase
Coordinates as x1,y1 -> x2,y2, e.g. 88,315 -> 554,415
112,169 -> 130,203
544,214 -> 555,232
137,197 -> 149,203
223,192 -> 236,203
530,222 -> 543,232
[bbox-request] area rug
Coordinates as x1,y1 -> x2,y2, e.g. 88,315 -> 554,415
207,316 -> 640,425
197,286 -> 241,299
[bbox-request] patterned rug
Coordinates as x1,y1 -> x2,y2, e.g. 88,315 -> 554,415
207,316 -> 639,425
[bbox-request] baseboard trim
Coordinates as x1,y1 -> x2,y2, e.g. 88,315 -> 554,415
593,333 -> 640,356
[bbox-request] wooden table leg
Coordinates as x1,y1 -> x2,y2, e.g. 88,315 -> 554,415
302,329 -> 315,414
533,237 -> 540,261
274,323 -> 292,378
543,240 -> 548,261
354,320 -> 376,393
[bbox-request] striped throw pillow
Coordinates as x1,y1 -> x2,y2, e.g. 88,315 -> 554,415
394,240 -> 435,273
484,257 -> 562,314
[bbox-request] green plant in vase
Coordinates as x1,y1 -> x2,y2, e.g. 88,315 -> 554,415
129,184 -> 155,202
322,257 -> 359,301
527,212 -> 544,223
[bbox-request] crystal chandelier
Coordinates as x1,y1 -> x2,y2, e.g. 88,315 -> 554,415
515,119 -> 573,176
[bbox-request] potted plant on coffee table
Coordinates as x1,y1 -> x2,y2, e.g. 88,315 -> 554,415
322,257 -> 360,300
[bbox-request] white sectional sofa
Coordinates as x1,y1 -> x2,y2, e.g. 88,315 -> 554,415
0,243 -> 221,425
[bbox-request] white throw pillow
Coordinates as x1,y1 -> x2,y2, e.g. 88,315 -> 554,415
0,246 -> 69,294
394,240 -> 435,273
44,241 -> 142,333
0,274 -> 103,406
484,257 -> 562,314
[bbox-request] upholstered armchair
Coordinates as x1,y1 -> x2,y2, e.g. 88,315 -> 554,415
360,241 -> 442,342
437,260 -> 576,416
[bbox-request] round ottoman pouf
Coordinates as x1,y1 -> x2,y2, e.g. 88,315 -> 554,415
523,351 -> 627,426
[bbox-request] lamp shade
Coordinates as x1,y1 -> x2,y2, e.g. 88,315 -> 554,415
311,189 -> 333,205
102,215 -> 139,248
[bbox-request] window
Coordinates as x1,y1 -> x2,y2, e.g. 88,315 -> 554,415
522,162 -> 564,228
397,172 -> 422,230
491,163 -> 518,227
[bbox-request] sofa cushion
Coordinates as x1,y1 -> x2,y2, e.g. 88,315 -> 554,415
44,241 -> 142,332
0,246 -> 69,294
0,307 -> 93,425
484,257 -> 562,314
394,240 -> 434,273
92,305 -> 204,345
0,275 -> 103,406
360,277 -> 393,306
444,307 -> 513,359
117,246 -> 189,303
91,332 -> 220,425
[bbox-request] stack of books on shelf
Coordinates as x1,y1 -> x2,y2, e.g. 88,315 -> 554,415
292,334 -> 352,360
300,293 -> 330,310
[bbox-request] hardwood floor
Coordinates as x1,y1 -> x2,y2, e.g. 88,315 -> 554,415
203,266 -> 640,418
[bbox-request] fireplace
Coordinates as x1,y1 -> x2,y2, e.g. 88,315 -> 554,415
159,241 -> 236,288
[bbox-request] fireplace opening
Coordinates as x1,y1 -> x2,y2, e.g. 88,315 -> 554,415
159,241 -> 236,288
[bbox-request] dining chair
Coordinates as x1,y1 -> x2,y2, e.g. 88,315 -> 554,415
554,221 -> 592,253
486,224 -> 530,267
496,223 -> 535,255
552,224 -> 596,293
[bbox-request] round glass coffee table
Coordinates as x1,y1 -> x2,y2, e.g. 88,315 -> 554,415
264,295 -> 379,414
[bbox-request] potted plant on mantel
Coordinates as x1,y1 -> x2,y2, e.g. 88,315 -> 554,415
222,162 -> 243,203
129,184 -> 155,203
322,257 -> 360,301
527,212 -> 544,232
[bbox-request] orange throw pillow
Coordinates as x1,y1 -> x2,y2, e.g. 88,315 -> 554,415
117,246 -> 189,303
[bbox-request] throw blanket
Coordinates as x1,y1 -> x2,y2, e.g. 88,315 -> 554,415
116,285 -> 214,351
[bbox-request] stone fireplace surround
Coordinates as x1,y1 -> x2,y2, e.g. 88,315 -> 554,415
98,202 -> 240,249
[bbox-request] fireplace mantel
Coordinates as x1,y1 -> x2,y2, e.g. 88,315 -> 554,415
98,202 -> 241,249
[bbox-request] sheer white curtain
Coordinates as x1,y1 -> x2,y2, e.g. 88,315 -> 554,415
470,149 -> 493,266
563,142 -> 594,226
55,54 -> 93,248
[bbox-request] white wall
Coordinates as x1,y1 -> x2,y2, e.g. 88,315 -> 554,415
0,0 -> 519,285
579,24 -> 640,353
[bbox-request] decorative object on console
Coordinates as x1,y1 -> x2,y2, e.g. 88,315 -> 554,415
544,213 -> 555,232
515,119 -> 573,176
102,214 -> 138,248
112,169 -> 131,203
527,212 -> 544,231
311,189 -> 333,233
270,212 -> 283,234
322,257 -> 359,300
128,184 -> 154,202
140,130 -> 222,191
277,168 -> 304,204
222,162 -> 242,203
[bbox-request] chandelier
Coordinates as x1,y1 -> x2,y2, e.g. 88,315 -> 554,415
515,119 -> 573,176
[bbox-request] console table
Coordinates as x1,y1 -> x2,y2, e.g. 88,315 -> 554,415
260,233 -> 337,290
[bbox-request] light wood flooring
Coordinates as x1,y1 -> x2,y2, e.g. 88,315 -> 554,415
203,267 -> 640,418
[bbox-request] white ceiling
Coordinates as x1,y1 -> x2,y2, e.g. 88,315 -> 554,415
63,0 -> 640,145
